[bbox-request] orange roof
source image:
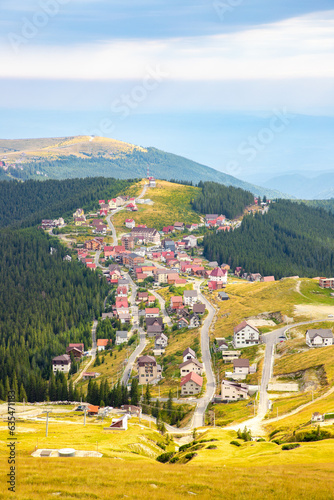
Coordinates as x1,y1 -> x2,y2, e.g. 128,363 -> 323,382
181,372 -> 203,387
97,339 -> 109,347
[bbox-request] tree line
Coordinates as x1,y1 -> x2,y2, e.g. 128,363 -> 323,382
191,181 -> 254,220
203,200 -> 334,279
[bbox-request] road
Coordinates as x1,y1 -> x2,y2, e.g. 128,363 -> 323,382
192,280 -> 217,428
121,331 -> 147,386
73,319 -> 97,386
106,183 -> 148,245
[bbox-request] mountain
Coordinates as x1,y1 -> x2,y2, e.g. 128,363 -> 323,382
0,135 -> 287,198
262,172 -> 334,200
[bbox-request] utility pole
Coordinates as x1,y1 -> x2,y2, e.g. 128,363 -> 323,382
42,410 -> 52,437
84,407 -> 87,426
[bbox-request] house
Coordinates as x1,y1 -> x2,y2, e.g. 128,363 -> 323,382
146,317 -> 164,337
182,235 -> 197,248
174,222 -> 184,231
115,298 -> 129,311
248,273 -> 262,282
222,350 -> 241,363
118,312 -> 131,324
179,358 -> 203,377
155,333 -> 168,349
97,339 -> 110,351
108,414 -> 129,430
216,339 -> 228,351
116,286 -> 128,298
101,312 -> 114,320
193,303 -> 205,315
183,347 -> 196,363
145,308 -> 159,318
123,253 -> 145,269
74,216 -> 86,226
233,321 -> 260,348
84,239 -> 102,251
82,372 -> 99,380
163,225 -> 174,234
209,267 -> 228,285
154,269 -> 177,284
319,277 -> 334,289
183,290 -> 198,307
108,198 -> 117,210
137,291 -> 149,303
185,223 -> 198,231
189,313 -> 201,329
148,176 -> 156,187
225,359 -> 250,381
87,405 -> 99,415
306,329 -> 334,348
66,345 -> 83,358
171,296 -> 183,310
131,227 -> 161,245
116,331 -> 129,345
125,219 -> 135,229
122,405 -> 142,417
52,354 -> 71,373
261,276 -> 275,282
94,223 -> 107,235
137,355 -> 159,384
234,267 -> 242,277
205,214 -> 219,223
311,412 -> 324,422
181,372 -> 203,396
221,380 -> 249,401
177,317 -> 189,329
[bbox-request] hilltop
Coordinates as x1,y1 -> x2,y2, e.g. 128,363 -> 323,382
0,135 -> 286,198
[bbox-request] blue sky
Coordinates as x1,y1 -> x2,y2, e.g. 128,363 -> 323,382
0,0 -> 334,179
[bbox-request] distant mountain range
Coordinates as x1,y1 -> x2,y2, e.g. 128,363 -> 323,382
262,172 -> 334,200
0,135 -> 287,199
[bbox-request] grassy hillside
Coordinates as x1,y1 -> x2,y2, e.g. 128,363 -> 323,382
0,135 -> 287,198
112,180 -> 202,232
1,420 -> 334,499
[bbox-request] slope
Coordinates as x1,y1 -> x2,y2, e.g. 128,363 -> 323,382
0,135 -> 287,198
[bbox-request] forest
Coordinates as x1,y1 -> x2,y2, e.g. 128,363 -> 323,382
0,228 -> 108,402
203,200 -> 334,279
191,181 -> 254,220
0,177 -> 135,228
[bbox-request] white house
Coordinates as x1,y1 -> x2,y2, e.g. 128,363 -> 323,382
306,329 -> 334,348
179,358 -> 203,377
125,219 -> 135,229
311,412 -> 324,422
183,290 -> 198,307
181,372 -> 203,396
225,358 -> 250,381
183,347 -> 196,363
155,333 -> 168,349
52,354 -> 71,374
209,267 -> 228,285
221,380 -> 249,401
233,321 -> 260,348
116,331 -> 129,345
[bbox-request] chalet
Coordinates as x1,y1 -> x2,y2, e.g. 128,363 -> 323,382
82,372 -> 98,380
99,209 -> 108,217
97,339 -> 110,351
171,296 -> 183,310
179,358 -> 203,377
146,317 -> 164,337
108,415 -> 129,430
210,267 -> 228,285
66,344 -> 84,358
248,273 -> 262,282
52,354 -> 71,373
311,412 -> 324,422
261,276 -> 275,282
183,347 -> 196,363
221,380 -> 249,401
163,226 -> 174,234
222,350 -> 241,363
87,405 -> 99,415
174,222 -> 184,231
116,331 -> 129,345
67,343 -> 84,353
177,317 -> 189,329
145,308 -> 159,318
183,290 -> 198,307
225,359 -> 250,381
306,329 -> 334,348
98,200 -> 105,205
189,313 -> 201,329
137,291 -> 149,303
181,372 -> 203,396
125,219 -> 135,229
137,355 -> 159,384
155,333 -> 168,349
233,321 -> 260,348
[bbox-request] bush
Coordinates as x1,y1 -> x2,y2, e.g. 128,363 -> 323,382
230,440 -> 241,447
272,439 -> 281,445
184,452 -> 197,461
282,443 -> 301,451
156,452 -> 175,463
170,456 -> 180,463
206,445 -> 217,449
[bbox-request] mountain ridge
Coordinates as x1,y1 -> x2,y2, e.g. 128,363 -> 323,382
0,135 -> 288,198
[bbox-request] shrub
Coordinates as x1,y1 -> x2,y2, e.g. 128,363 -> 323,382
170,456 -> 180,463
282,443 -> 301,451
206,445 -> 217,449
230,440 -> 241,447
156,452 -> 175,463
184,452 -> 197,461
272,439 -> 281,445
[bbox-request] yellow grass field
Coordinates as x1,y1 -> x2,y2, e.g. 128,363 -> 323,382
112,180 -> 201,232
1,421 -> 334,499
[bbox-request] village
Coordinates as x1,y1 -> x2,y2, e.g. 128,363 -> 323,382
41,177 -> 334,432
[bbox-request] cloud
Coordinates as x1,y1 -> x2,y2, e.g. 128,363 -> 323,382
1,10 -> 334,81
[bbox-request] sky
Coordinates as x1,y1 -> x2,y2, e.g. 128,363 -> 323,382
0,0 -> 334,180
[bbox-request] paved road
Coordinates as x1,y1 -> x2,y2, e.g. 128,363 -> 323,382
73,319 -> 97,386
149,289 -> 173,327
192,280 -> 216,428
121,330 -> 147,386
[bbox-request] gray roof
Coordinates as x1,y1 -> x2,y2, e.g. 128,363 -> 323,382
184,290 -> 198,297
307,329 -> 333,339
116,331 -> 128,338
179,358 -> 203,369
183,347 -> 196,357
233,358 -> 249,368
